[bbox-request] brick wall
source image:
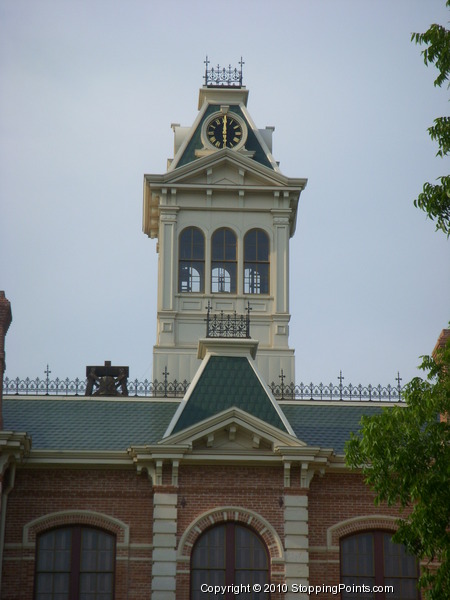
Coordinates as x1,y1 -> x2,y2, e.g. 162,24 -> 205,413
2,467 -> 154,600
174,464 -> 286,600
308,472 -> 405,600
2,463 -> 408,599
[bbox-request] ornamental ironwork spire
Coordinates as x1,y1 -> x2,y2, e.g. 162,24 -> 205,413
204,56 -> 244,88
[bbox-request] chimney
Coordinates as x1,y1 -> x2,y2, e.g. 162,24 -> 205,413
0,291 -> 12,430
432,328 -> 450,360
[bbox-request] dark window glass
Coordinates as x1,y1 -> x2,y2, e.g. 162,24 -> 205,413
179,227 -> 205,292
244,229 -> 269,294
191,524 -> 269,599
35,527 -> 115,600
341,531 -> 419,600
211,228 -> 237,293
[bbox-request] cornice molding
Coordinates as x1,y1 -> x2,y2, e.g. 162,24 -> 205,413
0,431 -> 31,475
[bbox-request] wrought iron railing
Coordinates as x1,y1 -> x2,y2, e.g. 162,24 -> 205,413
205,301 -> 251,338
2,376 -> 189,398
3,375 -> 405,402
269,381 -> 404,402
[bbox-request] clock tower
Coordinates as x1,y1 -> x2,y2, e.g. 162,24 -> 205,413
143,60 -> 307,386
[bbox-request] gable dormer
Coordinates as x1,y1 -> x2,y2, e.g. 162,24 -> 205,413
164,336 -> 294,437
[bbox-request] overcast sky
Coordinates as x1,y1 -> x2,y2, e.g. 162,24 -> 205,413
1,0 -> 449,388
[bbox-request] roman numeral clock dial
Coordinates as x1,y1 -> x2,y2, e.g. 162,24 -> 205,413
206,114 -> 244,149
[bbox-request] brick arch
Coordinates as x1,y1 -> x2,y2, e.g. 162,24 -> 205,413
178,506 -> 284,561
327,515 -> 398,549
23,510 -> 129,546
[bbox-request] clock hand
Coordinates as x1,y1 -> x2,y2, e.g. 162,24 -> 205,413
222,115 -> 227,146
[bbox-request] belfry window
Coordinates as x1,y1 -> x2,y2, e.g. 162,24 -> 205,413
211,228 -> 237,293
179,227 -> 205,293
340,531 -> 419,600
35,526 -> 115,600
191,523 -> 269,599
244,229 -> 269,294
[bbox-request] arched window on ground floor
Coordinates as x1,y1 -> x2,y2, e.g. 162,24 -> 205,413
340,530 -> 419,600
191,522 -> 269,599
35,526 -> 115,600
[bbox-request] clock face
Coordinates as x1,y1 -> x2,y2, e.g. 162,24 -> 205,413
206,114 -> 244,149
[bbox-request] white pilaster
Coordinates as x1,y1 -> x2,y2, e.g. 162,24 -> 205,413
284,494 -> 309,600
152,492 -> 178,600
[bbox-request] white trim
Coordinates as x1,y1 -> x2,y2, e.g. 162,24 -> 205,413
163,353 -> 212,437
247,356 -> 296,437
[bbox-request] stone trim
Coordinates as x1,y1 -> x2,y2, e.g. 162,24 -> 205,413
327,515 -> 398,550
177,506 -> 284,562
23,510 -> 129,546
152,492 -> 178,600
283,494 -> 309,599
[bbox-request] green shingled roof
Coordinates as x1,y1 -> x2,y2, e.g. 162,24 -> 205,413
4,395 -> 390,454
171,356 -> 288,434
282,403 -> 385,454
3,398 -> 178,451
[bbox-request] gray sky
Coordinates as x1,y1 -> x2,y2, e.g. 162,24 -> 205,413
1,0 -> 449,388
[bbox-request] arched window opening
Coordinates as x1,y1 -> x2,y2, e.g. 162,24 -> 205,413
244,229 -> 269,294
341,531 -> 419,600
191,523 -> 269,599
211,228 -> 237,294
35,526 -> 115,600
179,227 -> 205,293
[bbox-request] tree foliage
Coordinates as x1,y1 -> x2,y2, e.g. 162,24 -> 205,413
411,1 -> 450,236
346,335 -> 450,600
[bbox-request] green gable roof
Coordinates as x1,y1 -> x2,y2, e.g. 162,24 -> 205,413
171,356 -> 288,434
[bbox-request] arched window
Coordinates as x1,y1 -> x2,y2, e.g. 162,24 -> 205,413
244,229 -> 269,294
35,526 -> 115,600
341,531 -> 419,600
179,227 -> 205,293
211,228 -> 237,293
191,523 -> 269,599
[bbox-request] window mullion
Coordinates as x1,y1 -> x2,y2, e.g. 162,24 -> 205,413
373,531 -> 385,600
225,523 -> 235,600
70,527 -> 81,600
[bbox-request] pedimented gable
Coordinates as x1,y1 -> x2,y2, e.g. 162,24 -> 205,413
162,151 -> 293,188
143,145 -> 307,240
159,407 -> 306,455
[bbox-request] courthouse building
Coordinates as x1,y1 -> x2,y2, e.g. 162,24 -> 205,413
1,64 -> 423,600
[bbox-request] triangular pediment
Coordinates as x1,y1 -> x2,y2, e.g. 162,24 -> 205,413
162,150 -> 294,189
159,407 -> 306,454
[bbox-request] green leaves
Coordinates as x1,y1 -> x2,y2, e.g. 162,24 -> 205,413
345,336 -> 450,600
412,2 -> 450,236
411,9 -> 450,89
